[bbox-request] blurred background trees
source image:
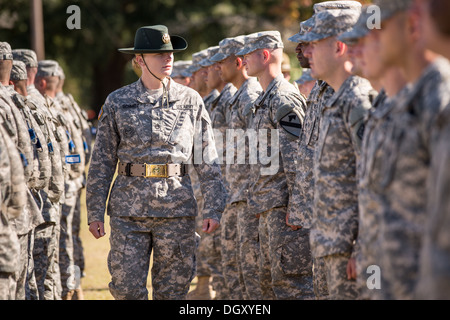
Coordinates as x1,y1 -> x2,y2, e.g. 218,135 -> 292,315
0,0 -> 369,117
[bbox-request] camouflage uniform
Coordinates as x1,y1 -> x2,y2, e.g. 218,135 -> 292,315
417,99 -> 450,299
209,79 -> 237,299
237,31 -> 313,300
289,80 -> 334,300
210,35 -> 264,300
375,57 -> 450,299
86,76 -> 226,300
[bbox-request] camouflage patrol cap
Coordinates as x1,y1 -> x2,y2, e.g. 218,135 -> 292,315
314,1 -> 362,12
171,60 -> 192,78
199,46 -> 220,67
295,68 -> 314,85
236,31 -> 284,56
338,6 -> 373,45
57,65 -> 65,80
0,42 -> 13,60
288,16 -> 315,43
36,60 -> 61,78
289,1 -> 361,43
12,49 -> 38,68
10,60 -> 28,81
187,49 -> 209,73
210,35 -> 246,62
372,0 -> 413,22
297,8 -> 361,43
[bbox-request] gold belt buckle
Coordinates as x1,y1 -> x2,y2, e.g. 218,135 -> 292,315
145,164 -> 168,178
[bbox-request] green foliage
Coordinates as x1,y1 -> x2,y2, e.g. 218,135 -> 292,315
1,0 -> 359,115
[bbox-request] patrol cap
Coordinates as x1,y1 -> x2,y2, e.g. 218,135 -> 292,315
314,1 -> 362,12
0,42 -> 13,60
12,49 -> 38,68
36,60 -> 61,78
187,49 -> 209,73
296,8 -> 362,43
338,6 -> 373,45
10,60 -> 28,81
57,65 -> 65,80
210,35 -> 246,62
295,68 -> 314,85
199,46 -> 220,67
236,31 -> 284,56
372,0 -> 413,22
171,60 -> 192,78
288,16 -> 315,43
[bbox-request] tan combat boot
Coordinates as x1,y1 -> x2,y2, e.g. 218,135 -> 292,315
186,276 -> 211,300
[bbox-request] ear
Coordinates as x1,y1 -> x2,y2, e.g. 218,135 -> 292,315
336,41 -> 347,57
262,49 -> 271,63
236,57 -> 243,68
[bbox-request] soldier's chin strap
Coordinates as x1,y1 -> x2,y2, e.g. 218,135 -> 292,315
141,54 -> 169,108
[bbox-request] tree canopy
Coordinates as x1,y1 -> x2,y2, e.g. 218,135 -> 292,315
0,0 -> 369,116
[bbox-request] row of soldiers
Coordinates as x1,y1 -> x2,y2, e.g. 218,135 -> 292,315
164,0 -> 449,300
0,42 -> 93,300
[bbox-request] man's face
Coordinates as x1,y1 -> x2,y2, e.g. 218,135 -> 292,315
242,49 -> 265,78
377,13 -> 409,69
217,55 -> 238,83
347,40 -> 364,77
295,42 -> 310,68
190,69 -> 207,93
361,29 -> 385,81
206,64 -> 222,90
139,52 -> 173,79
304,37 -> 337,81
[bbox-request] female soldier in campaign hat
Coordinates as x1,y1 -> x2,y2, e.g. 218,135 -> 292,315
86,25 -> 226,300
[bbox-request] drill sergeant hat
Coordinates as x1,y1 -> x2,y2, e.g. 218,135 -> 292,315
10,60 -> 28,81
210,35 -> 246,62
236,31 -> 284,56
12,49 -> 38,68
118,25 -> 187,54
296,8 -> 362,43
0,42 -> 13,60
372,0 -> 413,22
199,46 -> 220,67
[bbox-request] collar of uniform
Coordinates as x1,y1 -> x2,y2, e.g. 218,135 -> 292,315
135,77 -> 180,105
325,75 -> 359,109
255,73 -> 284,107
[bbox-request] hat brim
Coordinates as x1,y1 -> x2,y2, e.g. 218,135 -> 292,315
118,35 -> 188,54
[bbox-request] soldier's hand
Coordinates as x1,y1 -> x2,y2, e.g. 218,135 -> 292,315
202,218 -> 219,234
285,212 -> 302,231
89,221 -> 106,239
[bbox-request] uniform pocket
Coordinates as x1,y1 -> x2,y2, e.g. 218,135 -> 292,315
278,228 -> 313,276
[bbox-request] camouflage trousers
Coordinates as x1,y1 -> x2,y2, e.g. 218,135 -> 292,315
207,228 -> 228,299
72,189 -> 85,278
193,197 -> 211,278
15,230 -> 39,300
237,201 -> 263,300
259,207 -> 315,300
322,252 -> 358,300
59,183 -> 78,298
33,221 -> 62,300
221,202 -> 245,300
108,216 -> 196,300
312,256 -> 329,299
0,273 -> 16,300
